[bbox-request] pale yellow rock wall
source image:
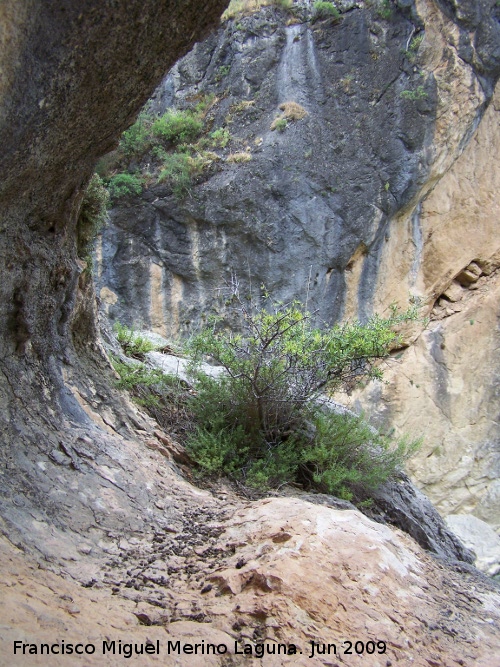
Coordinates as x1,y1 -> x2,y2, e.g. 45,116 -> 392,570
352,81 -> 500,530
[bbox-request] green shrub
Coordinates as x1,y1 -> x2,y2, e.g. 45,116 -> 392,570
108,173 -> 143,201
77,173 -> 109,259
119,113 -> 152,156
113,322 -> 157,358
186,294 -> 420,495
405,34 -> 424,61
301,411 -> 419,500
313,1 -> 340,21
211,127 -> 231,148
151,109 -> 203,145
158,152 -> 204,197
273,118 -> 288,132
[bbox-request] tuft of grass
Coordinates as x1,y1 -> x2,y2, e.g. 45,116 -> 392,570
400,85 -> 428,101
211,127 -> 231,148
221,0 -> 294,21
231,100 -> 256,114
279,101 -> 308,120
272,118 -> 288,132
271,101 -> 308,131
215,65 -> 231,82
405,33 -> 424,61
226,151 -> 252,163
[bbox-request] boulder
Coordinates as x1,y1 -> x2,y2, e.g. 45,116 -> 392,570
445,514 -> 500,576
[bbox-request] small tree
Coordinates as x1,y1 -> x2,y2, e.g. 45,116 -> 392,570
187,290 -> 420,497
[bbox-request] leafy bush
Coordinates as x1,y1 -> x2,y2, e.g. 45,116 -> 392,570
313,1 -> 341,21
158,152 -> 205,196
301,410 -> 419,500
119,113 -> 152,157
108,173 -> 142,201
151,109 -> 203,145
77,173 -> 109,259
186,294 -> 420,495
405,34 -> 424,61
272,118 -> 288,132
113,322 -> 157,358
211,127 -> 231,148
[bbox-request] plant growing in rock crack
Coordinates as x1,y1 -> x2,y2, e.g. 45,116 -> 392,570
400,85 -> 428,101
113,322 -> 159,359
404,33 -> 424,62
186,287 -> 420,498
107,172 -> 143,201
271,101 -> 308,131
77,173 -> 109,261
215,65 -> 231,82
97,96 -> 222,200
367,0 -> 393,20
273,118 -> 288,132
210,127 -> 231,148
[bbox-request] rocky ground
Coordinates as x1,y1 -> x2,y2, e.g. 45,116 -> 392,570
2,480 -> 500,666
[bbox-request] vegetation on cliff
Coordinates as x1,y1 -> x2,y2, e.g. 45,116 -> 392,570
97,96 -> 227,198
113,295 -> 420,500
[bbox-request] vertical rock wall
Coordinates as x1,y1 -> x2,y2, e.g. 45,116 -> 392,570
352,84 -> 500,528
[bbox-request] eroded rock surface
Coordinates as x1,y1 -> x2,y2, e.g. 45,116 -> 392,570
2,497 -> 500,667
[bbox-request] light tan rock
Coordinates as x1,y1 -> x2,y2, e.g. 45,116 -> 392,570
354,75 -> 500,533
2,498 -> 499,667
351,270 -> 500,535
456,268 -> 480,286
442,280 -> 463,303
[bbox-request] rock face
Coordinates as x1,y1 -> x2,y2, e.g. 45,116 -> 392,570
0,0 -> 228,550
349,82 -> 500,533
99,0 -> 500,333
97,0 -> 500,540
